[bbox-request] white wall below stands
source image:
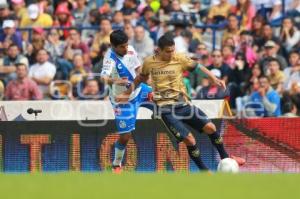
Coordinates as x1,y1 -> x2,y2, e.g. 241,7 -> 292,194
0,100 -> 227,121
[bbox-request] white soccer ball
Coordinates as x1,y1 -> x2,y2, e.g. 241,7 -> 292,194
217,158 -> 239,173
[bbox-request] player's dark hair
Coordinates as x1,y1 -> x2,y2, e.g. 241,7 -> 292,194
110,30 -> 128,47
158,34 -> 175,49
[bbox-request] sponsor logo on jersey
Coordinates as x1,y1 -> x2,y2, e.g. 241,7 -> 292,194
117,63 -> 122,69
152,70 -> 176,76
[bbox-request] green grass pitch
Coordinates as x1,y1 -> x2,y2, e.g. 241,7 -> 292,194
0,172 -> 299,199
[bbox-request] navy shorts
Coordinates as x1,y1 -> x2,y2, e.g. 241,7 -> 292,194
159,104 -> 211,142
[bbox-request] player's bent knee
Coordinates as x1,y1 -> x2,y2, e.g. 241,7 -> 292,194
202,123 -> 216,134
119,133 -> 131,145
183,133 -> 196,146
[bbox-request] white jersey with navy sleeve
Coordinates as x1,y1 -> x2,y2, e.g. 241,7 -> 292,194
101,45 -> 141,99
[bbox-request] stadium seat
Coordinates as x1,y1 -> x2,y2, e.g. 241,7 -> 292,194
49,80 -> 72,100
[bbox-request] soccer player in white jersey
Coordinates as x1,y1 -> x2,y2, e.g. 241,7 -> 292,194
101,30 -> 152,173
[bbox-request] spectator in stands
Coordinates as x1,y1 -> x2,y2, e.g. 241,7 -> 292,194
11,0 -> 27,20
222,45 -> 235,68
130,25 -> 154,62
207,0 -> 231,24
252,0 -> 282,23
81,9 -> 100,43
222,14 -> 242,45
53,3 -> 75,39
123,12 -> 136,26
251,15 -> 266,45
0,44 -> 28,83
290,81 -> 300,114
281,100 -> 298,117
279,17 -> 300,52
235,76 -> 261,118
78,78 -> 106,100
222,36 -> 237,49
45,28 -> 66,62
38,0 -> 54,15
26,27 -> 46,65
5,62 -> 42,100
286,0 -> 300,24
20,4 -> 53,40
137,6 -> 154,30
231,0 -> 256,30
0,1 -> 17,27
0,19 -> 22,51
246,63 -> 262,92
237,30 -> 257,67
200,54 -> 213,72
194,43 -> 211,62
64,28 -> 90,68
170,0 -> 182,12
259,40 -> 288,74
45,28 -> 73,80
174,29 -> 192,54
92,43 -> 109,73
0,79 -> 3,99
266,58 -> 285,95
269,1 -> 283,24
90,18 -> 112,60
69,54 -> 87,97
160,0 -> 172,14
147,15 -> 161,43
124,21 -> 135,41
121,0 -> 138,15
208,49 -> 230,83
248,75 -> 281,117
72,0 -> 89,27
195,69 -> 228,100
284,50 -> 300,91
255,24 -> 280,50
228,52 -> 251,99
29,49 -> 56,97
112,10 -> 124,29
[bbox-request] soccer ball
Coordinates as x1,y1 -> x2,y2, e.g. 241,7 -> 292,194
217,158 -> 239,173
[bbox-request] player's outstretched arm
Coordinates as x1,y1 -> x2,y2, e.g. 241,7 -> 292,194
114,73 -> 149,103
199,64 -> 226,90
100,76 -> 129,86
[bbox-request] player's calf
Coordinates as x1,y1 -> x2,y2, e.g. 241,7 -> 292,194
202,123 -> 246,166
112,133 -> 131,168
184,134 -> 208,171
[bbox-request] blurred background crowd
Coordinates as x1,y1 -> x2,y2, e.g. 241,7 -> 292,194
0,0 -> 299,118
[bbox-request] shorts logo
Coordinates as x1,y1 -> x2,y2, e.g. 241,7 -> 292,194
215,137 -> 223,144
119,120 -> 127,128
170,126 -> 181,138
191,149 -> 200,157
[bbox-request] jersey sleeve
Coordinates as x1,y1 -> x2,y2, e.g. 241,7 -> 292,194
141,57 -> 151,76
178,53 -> 196,71
100,52 -> 115,77
129,46 -> 141,70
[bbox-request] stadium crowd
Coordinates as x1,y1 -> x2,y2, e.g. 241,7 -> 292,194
0,0 -> 299,117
